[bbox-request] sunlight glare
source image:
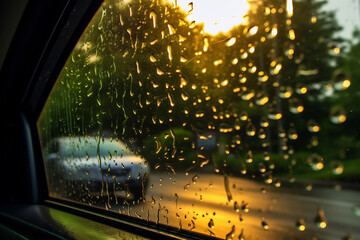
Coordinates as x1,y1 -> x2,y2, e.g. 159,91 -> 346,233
177,0 -> 250,35
286,0 -> 293,17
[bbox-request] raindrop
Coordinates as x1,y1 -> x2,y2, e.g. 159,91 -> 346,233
208,219 -> 214,228
305,184 -> 312,191
314,208 -> 327,229
167,45 -> 173,61
180,56 -> 187,62
225,225 -> 235,240
203,37 -> 209,52
261,220 -> 269,230
168,24 -> 176,35
156,67 -> 164,75
307,120 -> 320,133
258,163 -> 266,173
149,11 -> 157,28
226,37 -> 236,47
247,26 -> 258,36
279,86 -> 293,99
219,123 -> 233,133
192,175 -> 199,184
241,52 -> 248,59
289,98 -> 304,114
260,117 -> 269,128
296,218 -> 306,231
150,54 -> 157,62
268,109 -> 282,120
330,108 -> 346,124
241,90 -> 255,101
240,111 -> 248,121
274,179 -> 281,188
258,129 -> 266,139
331,161 -> 344,175
307,154 -> 324,171
224,175 -> 233,202
256,92 -> 269,105
239,214 -> 244,223
245,151 -> 253,163
234,201 -> 240,212
246,123 -> 256,136
288,128 -> 298,140
239,229 -> 245,240
195,111 -> 205,118
332,70 -> 351,90
181,92 -> 189,101
187,2 -> 193,13
296,84 -> 308,94
136,61 -> 140,74
241,202 -> 249,213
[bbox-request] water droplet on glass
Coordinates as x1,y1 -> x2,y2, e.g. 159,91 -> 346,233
258,129 -> 266,139
332,70 -> 351,90
288,128 -> 298,140
331,161 -> 344,175
330,108 -> 346,124
239,229 -> 245,240
167,45 -> 173,61
181,92 -> 189,101
289,98 -> 304,114
307,120 -> 320,133
226,37 -> 236,47
256,92 -> 269,105
296,84 -> 308,94
307,154 -> 324,171
234,201 -> 240,212
219,123 -> 233,133
296,218 -> 306,231
168,24 -> 176,35
268,109 -> 282,120
314,208 -> 327,228
149,10 -> 157,28
245,151 -> 253,163
208,219 -> 214,228
150,54 -> 157,62
156,67 -> 164,75
224,175 -> 233,202
225,225 -> 235,240
279,86 -> 293,99
192,175 -> 199,184
180,56 -> 188,62
246,122 -> 256,136
203,37 -> 209,52
248,26 -> 258,36
260,117 -> 269,128
261,220 -> 269,230
241,202 -> 249,213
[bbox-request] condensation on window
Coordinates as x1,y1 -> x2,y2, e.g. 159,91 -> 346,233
37,0 -> 360,239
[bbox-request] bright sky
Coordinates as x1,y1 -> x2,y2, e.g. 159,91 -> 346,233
177,0 -> 250,35
323,0 -> 360,40
174,0 -> 360,38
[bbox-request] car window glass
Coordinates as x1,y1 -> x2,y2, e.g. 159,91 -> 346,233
37,0 -> 360,239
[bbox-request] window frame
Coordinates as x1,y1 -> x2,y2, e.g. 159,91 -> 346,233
1,0 -> 222,239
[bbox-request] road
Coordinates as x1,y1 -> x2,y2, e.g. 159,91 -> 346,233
103,172 -> 360,240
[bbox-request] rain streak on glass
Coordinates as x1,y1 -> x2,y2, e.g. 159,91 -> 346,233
36,0 -> 360,239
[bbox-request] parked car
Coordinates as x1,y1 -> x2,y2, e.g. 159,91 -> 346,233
44,137 -> 149,201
